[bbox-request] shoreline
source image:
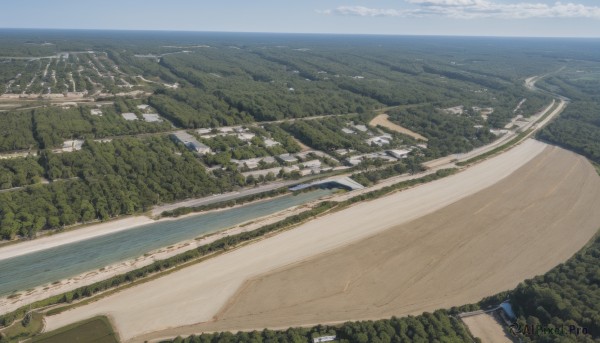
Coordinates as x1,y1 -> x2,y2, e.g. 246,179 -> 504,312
0,195 -> 324,315
0,191 -> 295,262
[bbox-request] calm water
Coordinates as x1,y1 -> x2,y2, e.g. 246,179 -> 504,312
0,189 -> 333,296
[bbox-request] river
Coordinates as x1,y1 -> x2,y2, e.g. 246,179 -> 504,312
0,189 -> 334,296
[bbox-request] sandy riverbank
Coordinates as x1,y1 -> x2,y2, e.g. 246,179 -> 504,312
0,217 -> 154,261
44,139 -> 554,342
0,198 -> 321,315
187,144 -> 600,336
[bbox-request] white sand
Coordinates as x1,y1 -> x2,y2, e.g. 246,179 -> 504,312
44,139 -> 548,342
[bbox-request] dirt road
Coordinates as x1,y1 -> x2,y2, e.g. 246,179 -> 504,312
369,113 -> 428,141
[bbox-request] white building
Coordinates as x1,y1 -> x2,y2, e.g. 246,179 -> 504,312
301,159 -> 322,168
353,124 -> 369,132
264,138 -> 280,148
142,113 -> 161,122
277,153 -> 298,164
136,104 -> 150,110
387,149 -> 411,159
367,136 -> 391,146
171,131 -> 212,155
90,109 -> 103,116
62,139 -> 84,152
341,128 -> 355,134
121,112 -> 138,121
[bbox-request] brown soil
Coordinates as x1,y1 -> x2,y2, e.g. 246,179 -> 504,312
370,113 -> 428,141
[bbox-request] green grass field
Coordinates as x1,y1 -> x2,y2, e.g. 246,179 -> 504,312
0,312 -> 44,342
31,316 -> 118,343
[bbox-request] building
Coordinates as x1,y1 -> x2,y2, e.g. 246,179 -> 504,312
62,139 -> 84,152
444,105 -> 464,115
345,156 -> 362,166
237,132 -> 256,141
341,128 -> 355,134
171,131 -> 212,155
302,159 -> 322,168
262,156 -> 276,164
142,113 -> 161,122
197,128 -> 212,135
121,112 -> 138,121
387,149 -> 411,159
264,138 -> 281,148
353,124 -> 368,132
277,153 -> 298,164
90,109 -> 103,116
299,168 -> 313,176
242,167 -> 281,179
367,136 -> 391,147
136,104 -> 150,110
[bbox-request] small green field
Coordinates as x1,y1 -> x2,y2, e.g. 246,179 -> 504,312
31,316 -> 118,343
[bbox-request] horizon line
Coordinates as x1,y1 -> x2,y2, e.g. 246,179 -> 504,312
1,27 -> 600,39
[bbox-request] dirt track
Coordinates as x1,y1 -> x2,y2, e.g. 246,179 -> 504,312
369,113 -> 428,141
44,141 -> 600,342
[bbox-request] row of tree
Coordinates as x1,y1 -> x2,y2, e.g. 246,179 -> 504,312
165,311 -> 472,343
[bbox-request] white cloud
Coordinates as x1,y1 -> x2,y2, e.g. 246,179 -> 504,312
321,6 -> 407,17
319,1 -> 600,19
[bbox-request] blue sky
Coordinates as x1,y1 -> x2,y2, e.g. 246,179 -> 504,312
1,0 -> 600,37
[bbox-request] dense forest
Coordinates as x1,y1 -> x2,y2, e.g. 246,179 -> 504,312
280,116 -> 415,154
163,311 -> 472,343
0,102 -> 172,153
0,137 -> 245,239
537,67 -> 600,165
511,237 -> 600,342
386,105 -> 497,157
477,234 -> 600,343
0,31 -> 598,244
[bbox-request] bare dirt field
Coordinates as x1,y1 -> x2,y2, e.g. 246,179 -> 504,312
44,140 -> 600,342
179,144 -> 600,337
462,313 -> 514,343
369,113 -> 428,141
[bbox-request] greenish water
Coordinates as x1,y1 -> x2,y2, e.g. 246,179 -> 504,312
0,189 -> 334,296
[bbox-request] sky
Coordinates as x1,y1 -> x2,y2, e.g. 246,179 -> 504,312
1,0 -> 600,37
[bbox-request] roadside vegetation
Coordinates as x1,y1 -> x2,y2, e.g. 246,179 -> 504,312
163,311 -> 472,343
455,129 -> 533,166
